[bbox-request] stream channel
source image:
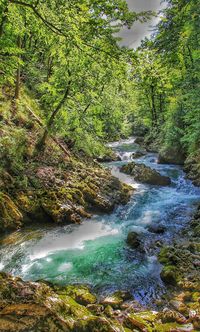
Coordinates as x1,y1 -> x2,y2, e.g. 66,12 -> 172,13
0,137 -> 200,305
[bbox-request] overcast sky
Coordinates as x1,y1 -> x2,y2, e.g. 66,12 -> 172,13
118,0 -> 166,48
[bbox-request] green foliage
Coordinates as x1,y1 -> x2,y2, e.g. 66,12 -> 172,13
1,0 -> 199,162
132,0 -> 200,160
0,0 -> 152,156
0,126 -> 28,171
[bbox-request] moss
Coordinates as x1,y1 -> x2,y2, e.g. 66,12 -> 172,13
124,313 -> 153,331
0,193 -> 23,231
154,322 -> 189,332
158,247 -> 171,264
58,294 -> 92,319
57,285 -> 97,306
73,316 -> 121,332
15,191 -> 39,213
101,292 -> 124,309
160,265 -> 179,285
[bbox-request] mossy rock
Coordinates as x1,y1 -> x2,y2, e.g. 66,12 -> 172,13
124,313 -> 153,331
57,285 -> 97,306
58,294 -> 92,319
121,162 -> 171,186
0,193 -> 23,231
101,293 -> 124,309
153,322 -> 193,332
73,316 -> 122,332
160,265 -> 179,285
158,148 -> 185,165
159,308 -> 187,324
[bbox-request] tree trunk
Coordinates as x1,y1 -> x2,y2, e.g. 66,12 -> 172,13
150,85 -> 157,127
159,93 -> 165,124
47,56 -> 53,81
35,78 -> 72,153
14,36 -> 22,100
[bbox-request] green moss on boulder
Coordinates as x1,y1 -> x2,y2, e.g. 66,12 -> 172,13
0,193 -> 23,231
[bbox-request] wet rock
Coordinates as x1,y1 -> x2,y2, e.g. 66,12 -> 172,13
169,324 -> 194,332
126,231 -> 141,249
73,316 -> 120,332
121,162 -> 171,186
124,312 -> 155,331
160,266 -> 178,285
170,300 -> 189,316
160,308 -> 187,324
147,224 -> 166,234
96,152 -> 121,162
0,273 -> 76,331
158,148 -> 185,165
101,293 -> 124,309
0,193 -> 23,231
184,154 -> 200,186
134,137 -> 145,145
86,304 -> 104,315
132,150 -> 146,159
104,305 -> 114,317
56,285 -> 97,306
192,313 -> 200,330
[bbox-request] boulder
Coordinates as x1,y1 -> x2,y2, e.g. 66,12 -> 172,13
160,266 -> 178,285
101,294 -> 123,309
159,308 -> 187,324
121,162 -> 171,186
131,150 -> 146,159
57,285 -> 97,306
134,137 -> 145,145
158,148 -> 185,165
147,224 -> 166,234
124,312 -> 156,331
126,231 -> 141,249
0,193 -> 23,232
96,152 -> 121,162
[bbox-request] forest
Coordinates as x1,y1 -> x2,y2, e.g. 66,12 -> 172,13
0,0 -> 200,331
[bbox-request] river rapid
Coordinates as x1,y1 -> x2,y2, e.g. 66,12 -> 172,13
0,137 -> 200,305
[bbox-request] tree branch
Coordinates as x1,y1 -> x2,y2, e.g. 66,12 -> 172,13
9,0 -> 64,35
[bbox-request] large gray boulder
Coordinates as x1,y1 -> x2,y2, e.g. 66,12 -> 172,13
121,162 -> 171,186
158,148 -> 185,165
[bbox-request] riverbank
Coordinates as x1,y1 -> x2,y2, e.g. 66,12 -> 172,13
0,139 -> 131,233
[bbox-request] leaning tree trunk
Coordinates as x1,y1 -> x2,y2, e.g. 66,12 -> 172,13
35,78 -> 72,153
14,36 -> 22,100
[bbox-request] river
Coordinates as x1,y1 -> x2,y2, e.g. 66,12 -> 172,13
0,137 -> 199,305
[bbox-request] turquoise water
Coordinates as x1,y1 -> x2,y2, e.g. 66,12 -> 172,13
0,138 -> 200,304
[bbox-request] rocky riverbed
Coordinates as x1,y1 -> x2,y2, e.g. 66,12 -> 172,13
0,137 -> 200,331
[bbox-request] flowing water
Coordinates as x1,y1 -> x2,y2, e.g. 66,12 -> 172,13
0,138 -> 200,305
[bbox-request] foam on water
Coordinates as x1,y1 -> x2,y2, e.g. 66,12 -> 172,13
0,137 -> 200,304
27,220 -> 119,260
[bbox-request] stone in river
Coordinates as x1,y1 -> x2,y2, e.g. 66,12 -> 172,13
126,231 -> 141,249
121,162 -> 171,186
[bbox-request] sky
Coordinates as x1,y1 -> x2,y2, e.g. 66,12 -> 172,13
118,0 -> 166,48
